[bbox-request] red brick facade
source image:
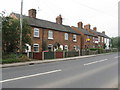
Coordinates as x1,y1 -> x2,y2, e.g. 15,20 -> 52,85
10,9 -> 110,53
31,28 -> 81,52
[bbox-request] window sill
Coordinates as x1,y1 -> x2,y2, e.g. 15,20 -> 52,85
48,38 -> 53,40
73,40 -> 77,42
34,36 -> 39,38
33,51 -> 39,53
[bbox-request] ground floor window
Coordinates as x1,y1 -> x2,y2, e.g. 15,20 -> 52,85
64,45 -> 68,51
33,44 -> 39,52
48,44 -> 53,51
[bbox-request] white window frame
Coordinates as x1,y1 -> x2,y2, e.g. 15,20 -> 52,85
73,34 -> 77,42
33,44 -> 39,52
34,28 -> 39,37
102,37 -> 104,43
98,36 -> 100,42
65,33 -> 68,40
48,30 -> 53,39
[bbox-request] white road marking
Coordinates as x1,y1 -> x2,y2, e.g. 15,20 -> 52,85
114,56 -> 120,58
84,59 -> 108,66
0,69 -> 62,83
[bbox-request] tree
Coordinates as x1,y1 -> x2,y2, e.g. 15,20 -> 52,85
2,16 -> 32,53
111,36 -> 120,50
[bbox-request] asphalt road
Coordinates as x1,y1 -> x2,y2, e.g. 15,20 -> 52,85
2,52 -> 119,88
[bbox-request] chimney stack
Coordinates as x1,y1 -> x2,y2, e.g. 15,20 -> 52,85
56,15 -> 62,24
28,9 -> 37,18
102,31 -> 105,34
84,24 -> 91,31
93,27 -> 97,31
78,22 -> 83,29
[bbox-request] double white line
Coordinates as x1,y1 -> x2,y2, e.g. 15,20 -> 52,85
84,59 -> 108,66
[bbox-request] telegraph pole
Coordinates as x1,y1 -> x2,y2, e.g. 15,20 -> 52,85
20,0 -> 23,53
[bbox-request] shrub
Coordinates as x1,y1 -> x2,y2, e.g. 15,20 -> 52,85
56,48 -> 63,52
2,53 -> 30,64
19,55 -> 30,61
89,48 -> 98,51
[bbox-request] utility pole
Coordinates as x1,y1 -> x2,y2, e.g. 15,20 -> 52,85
20,0 -> 23,53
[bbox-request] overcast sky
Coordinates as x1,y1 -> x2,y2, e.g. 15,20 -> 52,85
0,0 -> 119,37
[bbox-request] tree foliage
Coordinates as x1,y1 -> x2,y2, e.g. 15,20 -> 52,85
2,16 -> 32,53
111,36 -> 120,50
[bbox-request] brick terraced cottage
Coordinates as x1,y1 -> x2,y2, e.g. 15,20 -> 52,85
71,22 -> 95,50
10,9 -> 81,53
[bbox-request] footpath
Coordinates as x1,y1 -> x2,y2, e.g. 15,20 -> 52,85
0,53 -> 111,68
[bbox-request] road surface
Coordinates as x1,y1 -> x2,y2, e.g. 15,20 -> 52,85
2,52 -> 119,88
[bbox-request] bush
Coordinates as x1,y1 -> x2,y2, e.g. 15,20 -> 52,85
56,48 -> 63,52
19,55 -> 30,61
98,48 -> 103,54
89,48 -> 98,51
1,58 -> 21,64
2,53 -> 17,59
2,53 -> 30,64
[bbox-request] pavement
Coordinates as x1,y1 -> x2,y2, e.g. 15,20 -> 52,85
1,52 -> 118,88
1,53 -> 111,68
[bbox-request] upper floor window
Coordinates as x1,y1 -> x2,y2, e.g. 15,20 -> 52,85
102,37 -> 104,42
48,30 -> 53,39
86,36 -> 90,42
73,34 -> 77,42
33,44 -> 39,52
65,33 -> 68,40
93,37 -> 95,42
98,36 -> 100,42
34,28 -> 39,37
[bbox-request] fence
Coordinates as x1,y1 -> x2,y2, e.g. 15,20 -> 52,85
55,52 -> 64,58
65,51 -> 79,58
32,49 -> 112,60
33,52 -> 42,60
44,52 -> 54,59
33,51 -> 79,60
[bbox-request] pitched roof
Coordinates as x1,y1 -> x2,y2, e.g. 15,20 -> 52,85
90,30 -> 98,36
97,32 -> 110,38
90,29 -> 110,39
72,27 -> 95,36
12,13 -> 80,35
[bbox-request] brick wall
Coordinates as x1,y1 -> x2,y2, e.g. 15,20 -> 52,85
42,29 -> 81,51
31,27 -> 43,52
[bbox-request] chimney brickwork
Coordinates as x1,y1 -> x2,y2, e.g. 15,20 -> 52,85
56,15 -> 62,24
28,9 -> 37,18
78,22 -> 83,29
